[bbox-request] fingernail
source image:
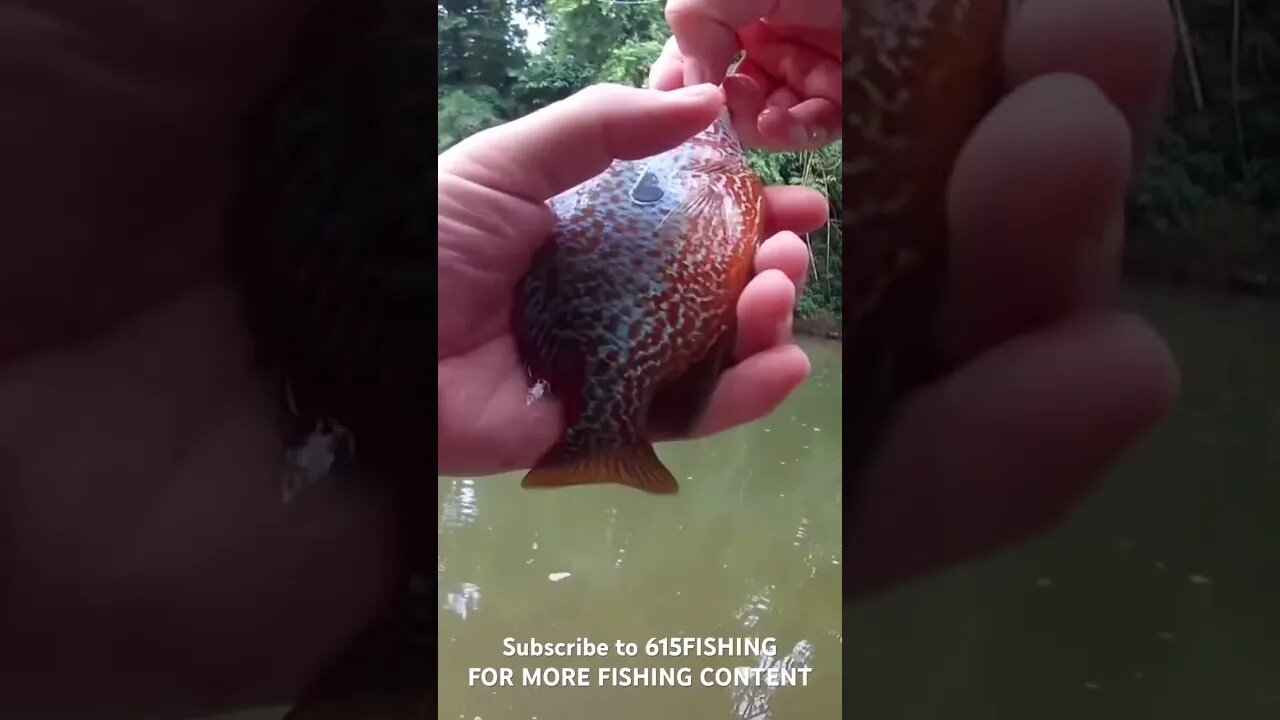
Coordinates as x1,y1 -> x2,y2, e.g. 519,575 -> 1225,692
758,108 -> 787,137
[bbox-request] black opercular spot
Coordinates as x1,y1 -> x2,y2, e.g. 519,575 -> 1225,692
630,171 -> 664,204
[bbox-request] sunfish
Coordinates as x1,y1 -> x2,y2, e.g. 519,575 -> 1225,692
514,105 -> 765,494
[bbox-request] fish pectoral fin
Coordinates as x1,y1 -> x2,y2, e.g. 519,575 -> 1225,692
647,326 -> 735,439
676,178 -> 729,235
521,444 -> 678,494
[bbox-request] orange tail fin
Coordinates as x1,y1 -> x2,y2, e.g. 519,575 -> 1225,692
521,443 -> 678,494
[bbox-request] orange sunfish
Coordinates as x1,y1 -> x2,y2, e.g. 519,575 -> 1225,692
514,106 -> 764,493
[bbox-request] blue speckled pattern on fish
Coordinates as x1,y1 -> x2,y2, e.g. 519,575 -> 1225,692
514,110 -> 764,493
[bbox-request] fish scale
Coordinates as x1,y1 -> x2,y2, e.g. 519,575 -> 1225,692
515,110 -> 764,493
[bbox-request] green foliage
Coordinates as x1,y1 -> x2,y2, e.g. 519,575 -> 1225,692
1129,0 -> 1280,283
437,85 -> 506,153
512,0 -> 668,110
747,144 -> 842,319
539,0 -> 668,64
435,0 -> 843,318
437,1 -> 528,90
598,39 -> 667,87
511,52 -> 596,112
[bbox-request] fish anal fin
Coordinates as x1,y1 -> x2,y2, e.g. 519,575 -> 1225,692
647,326 -> 736,439
521,443 -> 678,494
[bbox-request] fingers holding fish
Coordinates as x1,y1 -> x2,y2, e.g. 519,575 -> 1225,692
735,21 -> 841,94
684,344 -> 812,439
663,0 -> 841,86
938,0 -> 1177,362
941,73 -> 1133,362
721,74 -> 837,153
736,21 -> 840,148
832,0 -> 1178,593
760,185 -> 827,238
663,0 -> 763,86
739,194 -> 820,361
650,0 -> 841,151
735,230 -> 810,361
648,36 -> 686,91
735,268 -> 799,361
846,312 -> 1178,595
759,97 -> 840,150
753,231 -> 810,294
438,82 -> 724,204
1005,0 -> 1175,155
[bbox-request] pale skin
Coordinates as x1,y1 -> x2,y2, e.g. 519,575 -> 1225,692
656,0 -> 842,151
1,0 -> 1178,718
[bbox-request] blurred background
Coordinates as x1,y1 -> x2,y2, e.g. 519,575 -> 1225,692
846,1 -> 1280,718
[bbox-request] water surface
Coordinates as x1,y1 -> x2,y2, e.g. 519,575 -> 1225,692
438,337 -> 844,719
844,283 -> 1280,719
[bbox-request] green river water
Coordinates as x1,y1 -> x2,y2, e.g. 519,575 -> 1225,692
206,282 -> 1277,720
436,337 -> 845,719
844,283 -> 1280,719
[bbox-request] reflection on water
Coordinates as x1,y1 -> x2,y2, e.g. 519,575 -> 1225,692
443,582 -> 482,621
736,586 -> 774,630
845,283 -> 1280,719
731,639 -> 817,720
439,477 -> 479,529
437,338 -> 843,719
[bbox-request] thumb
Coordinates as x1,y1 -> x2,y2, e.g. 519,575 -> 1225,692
438,83 -> 724,203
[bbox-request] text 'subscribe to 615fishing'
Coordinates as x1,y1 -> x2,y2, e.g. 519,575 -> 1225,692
465,636 -> 814,689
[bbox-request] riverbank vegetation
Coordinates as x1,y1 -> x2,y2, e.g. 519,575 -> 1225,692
1128,0 -> 1279,295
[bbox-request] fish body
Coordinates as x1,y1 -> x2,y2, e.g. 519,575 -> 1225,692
514,110 -> 764,493
842,0 -> 1007,471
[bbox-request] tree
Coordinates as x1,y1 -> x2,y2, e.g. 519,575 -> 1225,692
437,0 -> 528,90
1129,0 -> 1280,289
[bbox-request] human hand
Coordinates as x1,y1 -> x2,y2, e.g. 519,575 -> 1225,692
648,0 -> 840,151
846,0 -> 1182,594
438,83 -> 830,476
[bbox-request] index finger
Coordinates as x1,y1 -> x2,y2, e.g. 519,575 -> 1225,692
939,0 -> 1176,358
1004,0 -> 1175,166
665,0 -> 840,85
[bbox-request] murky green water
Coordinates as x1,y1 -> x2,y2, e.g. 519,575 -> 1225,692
437,337 -> 844,719
202,284 -> 1278,720
844,283 -> 1280,719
